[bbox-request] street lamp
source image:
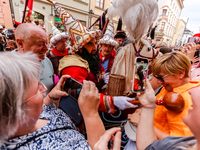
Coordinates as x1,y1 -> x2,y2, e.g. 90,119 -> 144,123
88,9 -> 94,27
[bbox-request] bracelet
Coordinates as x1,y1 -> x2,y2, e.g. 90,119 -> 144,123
48,94 -> 59,100
142,104 -> 157,109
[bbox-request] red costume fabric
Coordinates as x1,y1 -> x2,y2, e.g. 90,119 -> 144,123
60,55 -> 115,114
47,48 -> 68,75
51,48 -> 68,56
99,49 -> 116,72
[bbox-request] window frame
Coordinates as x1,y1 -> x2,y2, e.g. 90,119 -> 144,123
96,0 -> 105,9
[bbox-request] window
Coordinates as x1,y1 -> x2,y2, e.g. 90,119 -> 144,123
162,9 -> 167,16
79,20 -> 86,26
55,17 -> 65,32
96,0 -> 104,9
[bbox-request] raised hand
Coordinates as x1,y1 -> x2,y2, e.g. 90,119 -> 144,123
137,79 -> 156,107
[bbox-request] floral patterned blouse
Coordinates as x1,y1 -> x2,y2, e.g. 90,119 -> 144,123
1,104 -> 91,150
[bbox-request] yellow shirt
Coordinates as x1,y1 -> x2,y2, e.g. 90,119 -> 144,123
154,80 -> 200,137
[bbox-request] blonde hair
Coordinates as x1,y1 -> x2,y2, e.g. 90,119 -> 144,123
0,52 -> 40,146
151,51 -> 191,78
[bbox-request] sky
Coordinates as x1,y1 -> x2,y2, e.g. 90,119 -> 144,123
181,0 -> 200,34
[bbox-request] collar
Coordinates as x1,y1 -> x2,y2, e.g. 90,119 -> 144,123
51,48 -> 68,56
99,50 -> 115,62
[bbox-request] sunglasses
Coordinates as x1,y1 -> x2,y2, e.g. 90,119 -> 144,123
22,82 -> 47,104
153,74 -> 168,82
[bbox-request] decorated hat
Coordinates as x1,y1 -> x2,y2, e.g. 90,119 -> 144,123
99,20 -> 118,47
47,20 -> 69,46
53,3 -> 102,51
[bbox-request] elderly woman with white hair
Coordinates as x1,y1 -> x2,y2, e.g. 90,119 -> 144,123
0,52 -> 106,149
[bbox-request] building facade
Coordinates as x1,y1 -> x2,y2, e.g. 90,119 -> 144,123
89,0 -> 123,33
182,28 -> 194,46
11,0 -> 90,33
172,18 -> 187,46
154,0 -> 184,45
0,0 -> 13,29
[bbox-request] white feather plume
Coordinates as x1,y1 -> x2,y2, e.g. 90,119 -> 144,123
108,0 -> 158,41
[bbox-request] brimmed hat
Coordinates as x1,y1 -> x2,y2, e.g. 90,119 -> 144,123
114,31 -> 126,39
99,20 -> 118,47
54,3 -> 102,51
48,20 -> 70,46
124,121 -> 137,141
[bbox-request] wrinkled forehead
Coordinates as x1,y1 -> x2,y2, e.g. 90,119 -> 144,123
29,30 -> 47,42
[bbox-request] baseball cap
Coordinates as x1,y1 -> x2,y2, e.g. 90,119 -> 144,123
124,120 -> 137,141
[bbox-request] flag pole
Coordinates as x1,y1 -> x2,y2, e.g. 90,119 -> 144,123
22,0 -> 29,23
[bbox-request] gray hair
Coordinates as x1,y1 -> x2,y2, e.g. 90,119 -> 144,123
0,52 -> 40,145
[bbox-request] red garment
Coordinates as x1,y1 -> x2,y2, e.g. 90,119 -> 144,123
27,0 -> 33,16
51,48 -> 68,56
99,49 -> 116,72
61,66 -> 115,114
47,48 -> 68,75
62,67 -> 88,83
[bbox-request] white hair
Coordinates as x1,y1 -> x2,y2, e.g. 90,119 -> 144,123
108,0 -> 158,41
0,52 -> 40,146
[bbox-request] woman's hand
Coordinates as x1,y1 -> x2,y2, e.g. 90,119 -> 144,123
78,80 -> 99,118
93,127 -> 121,150
44,75 -> 69,107
128,108 -> 142,126
184,43 -> 196,61
137,79 -> 155,107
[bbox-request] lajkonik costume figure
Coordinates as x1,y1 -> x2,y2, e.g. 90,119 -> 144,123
108,0 -> 159,93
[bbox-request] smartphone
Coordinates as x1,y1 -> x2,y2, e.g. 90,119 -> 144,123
132,57 -> 148,92
187,37 -> 197,44
63,77 -> 83,100
59,77 -> 83,124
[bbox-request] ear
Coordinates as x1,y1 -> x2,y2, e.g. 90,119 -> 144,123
16,38 -> 24,51
179,71 -> 185,79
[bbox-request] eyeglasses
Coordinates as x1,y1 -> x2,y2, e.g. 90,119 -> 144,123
22,82 -> 47,104
153,74 -> 168,82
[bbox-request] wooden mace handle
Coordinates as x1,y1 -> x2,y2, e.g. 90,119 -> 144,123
128,92 -> 185,113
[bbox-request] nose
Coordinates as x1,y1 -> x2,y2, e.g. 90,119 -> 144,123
93,44 -> 97,51
43,43 -> 48,51
157,79 -> 163,84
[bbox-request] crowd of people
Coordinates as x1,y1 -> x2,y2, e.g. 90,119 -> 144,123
1,0 -> 200,149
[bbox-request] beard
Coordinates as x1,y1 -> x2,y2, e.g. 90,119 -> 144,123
77,47 -> 101,76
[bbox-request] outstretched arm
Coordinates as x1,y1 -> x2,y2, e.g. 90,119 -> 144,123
136,79 -> 157,150
78,80 -> 105,149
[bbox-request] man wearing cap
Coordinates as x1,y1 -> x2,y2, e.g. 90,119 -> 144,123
46,20 -> 69,75
114,31 -> 126,53
99,21 -> 118,73
114,31 -> 126,46
51,3 -> 135,114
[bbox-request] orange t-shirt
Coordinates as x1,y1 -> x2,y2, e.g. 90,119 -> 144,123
154,80 -> 200,137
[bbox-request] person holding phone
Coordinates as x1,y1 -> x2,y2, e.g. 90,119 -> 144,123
0,52 -> 108,149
